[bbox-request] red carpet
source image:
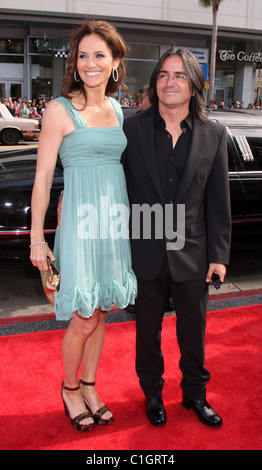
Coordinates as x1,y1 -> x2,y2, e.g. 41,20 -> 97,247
0,304 -> 261,451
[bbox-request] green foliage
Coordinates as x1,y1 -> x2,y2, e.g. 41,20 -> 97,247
198,0 -> 223,11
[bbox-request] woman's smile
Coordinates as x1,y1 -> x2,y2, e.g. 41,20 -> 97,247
85,71 -> 102,77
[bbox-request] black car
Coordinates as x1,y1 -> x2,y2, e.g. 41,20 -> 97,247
207,110 -> 262,247
0,111 -> 262,260
0,151 -> 63,260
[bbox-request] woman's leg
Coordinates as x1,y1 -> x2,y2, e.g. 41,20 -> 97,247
81,311 -> 106,381
61,309 -> 101,425
80,312 -> 113,421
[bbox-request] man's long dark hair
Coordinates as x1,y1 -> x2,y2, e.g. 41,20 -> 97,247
148,48 -> 207,122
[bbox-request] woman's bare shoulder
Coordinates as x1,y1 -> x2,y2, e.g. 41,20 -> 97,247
44,99 -> 66,113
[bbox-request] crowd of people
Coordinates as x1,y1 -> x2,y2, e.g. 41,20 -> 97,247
1,96 -> 52,119
2,93 -> 262,119
209,99 -> 262,110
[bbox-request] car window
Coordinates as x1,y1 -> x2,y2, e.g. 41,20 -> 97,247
228,128 -> 262,172
0,157 -> 63,181
245,138 -> 262,171
0,159 -> 37,181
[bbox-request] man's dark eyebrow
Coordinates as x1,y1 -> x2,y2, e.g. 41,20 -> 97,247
159,70 -> 186,74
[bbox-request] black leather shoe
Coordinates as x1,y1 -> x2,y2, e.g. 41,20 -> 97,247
182,395 -> 223,427
145,396 -> 167,427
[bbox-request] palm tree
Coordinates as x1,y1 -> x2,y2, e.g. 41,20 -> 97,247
198,0 -> 224,102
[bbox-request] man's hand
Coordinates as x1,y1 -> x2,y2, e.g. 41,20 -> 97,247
206,263 -> 226,284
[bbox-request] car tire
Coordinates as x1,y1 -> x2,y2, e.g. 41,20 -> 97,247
1,128 -> 21,145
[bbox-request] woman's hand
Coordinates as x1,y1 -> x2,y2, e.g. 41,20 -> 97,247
30,242 -> 56,271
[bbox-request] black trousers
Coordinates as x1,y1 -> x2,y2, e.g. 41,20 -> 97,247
135,256 -> 210,400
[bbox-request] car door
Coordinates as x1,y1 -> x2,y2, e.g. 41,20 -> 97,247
226,128 -> 247,245
229,128 -> 262,244
239,133 -> 262,242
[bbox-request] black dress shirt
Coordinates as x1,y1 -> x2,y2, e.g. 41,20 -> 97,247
154,108 -> 193,204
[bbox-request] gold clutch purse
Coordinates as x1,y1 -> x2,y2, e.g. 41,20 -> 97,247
40,258 -> 61,306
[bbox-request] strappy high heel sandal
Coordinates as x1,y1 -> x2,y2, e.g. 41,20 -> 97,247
79,379 -> 114,425
61,382 -> 94,431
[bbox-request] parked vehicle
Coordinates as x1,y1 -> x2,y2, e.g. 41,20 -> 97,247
207,110 -> 262,248
0,111 -> 261,260
0,103 -> 40,146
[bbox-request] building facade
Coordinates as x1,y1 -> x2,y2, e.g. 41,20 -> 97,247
1,0 -> 262,107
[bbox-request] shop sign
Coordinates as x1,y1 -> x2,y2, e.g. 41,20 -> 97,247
218,50 -> 262,63
184,47 -> 209,63
36,38 -> 69,53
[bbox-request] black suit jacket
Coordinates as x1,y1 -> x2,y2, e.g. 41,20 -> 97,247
122,108 -> 231,282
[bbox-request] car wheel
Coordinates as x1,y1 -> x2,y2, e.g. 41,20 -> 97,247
1,128 -> 21,145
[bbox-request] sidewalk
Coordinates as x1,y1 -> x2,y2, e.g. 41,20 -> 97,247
1,249 -> 261,324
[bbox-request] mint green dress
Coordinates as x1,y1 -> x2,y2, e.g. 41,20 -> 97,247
53,96 -> 137,321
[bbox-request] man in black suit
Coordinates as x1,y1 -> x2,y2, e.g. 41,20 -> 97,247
122,48 -> 231,427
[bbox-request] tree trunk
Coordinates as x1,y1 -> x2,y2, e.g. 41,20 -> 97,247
209,5 -> 218,102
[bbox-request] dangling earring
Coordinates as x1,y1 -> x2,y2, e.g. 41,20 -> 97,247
74,71 -> 81,82
112,68 -> 119,82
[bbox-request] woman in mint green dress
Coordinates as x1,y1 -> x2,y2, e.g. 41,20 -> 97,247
30,19 -> 137,432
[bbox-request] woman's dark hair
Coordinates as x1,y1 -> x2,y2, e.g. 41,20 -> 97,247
148,48 -> 207,122
60,18 -> 127,102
